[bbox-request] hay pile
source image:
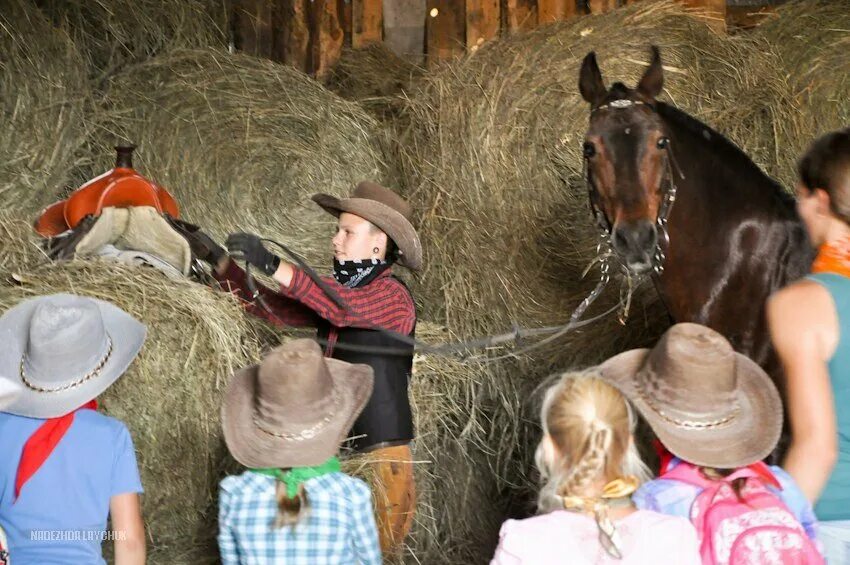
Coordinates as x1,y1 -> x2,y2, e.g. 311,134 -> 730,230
76,48 -> 388,268
33,0 -> 228,83
0,214 -> 281,564
0,0 -> 91,214
756,1 -> 850,162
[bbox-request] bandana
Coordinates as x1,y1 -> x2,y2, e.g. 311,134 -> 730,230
251,456 -> 341,497
561,475 -> 639,559
15,400 -> 98,502
333,258 -> 391,288
812,237 -> 850,278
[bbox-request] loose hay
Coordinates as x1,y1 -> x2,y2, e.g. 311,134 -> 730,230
0,0 -> 91,214
77,48 -> 389,268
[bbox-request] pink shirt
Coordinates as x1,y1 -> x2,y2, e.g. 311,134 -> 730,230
491,509 -> 700,565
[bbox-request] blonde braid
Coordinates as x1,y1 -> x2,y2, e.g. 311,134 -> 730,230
559,424 -> 612,498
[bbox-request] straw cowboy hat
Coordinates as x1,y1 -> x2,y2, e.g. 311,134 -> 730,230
0,379 -> 21,411
312,181 -> 422,271
599,323 -> 782,469
222,338 -> 374,468
0,294 -> 146,419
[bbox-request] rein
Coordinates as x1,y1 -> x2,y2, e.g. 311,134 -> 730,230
240,238 -> 628,361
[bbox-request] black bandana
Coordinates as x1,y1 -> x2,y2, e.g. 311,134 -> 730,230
333,259 -> 391,288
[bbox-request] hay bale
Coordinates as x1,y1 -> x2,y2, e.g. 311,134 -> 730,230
0,214 -> 281,564
756,1 -> 850,161
33,0 -> 228,82
0,0 -> 90,214
325,44 -> 423,122
77,48 -> 388,267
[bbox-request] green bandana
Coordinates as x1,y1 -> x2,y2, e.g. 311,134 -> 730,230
250,456 -> 341,497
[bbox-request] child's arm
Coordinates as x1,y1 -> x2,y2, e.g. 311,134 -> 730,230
110,493 -> 145,565
217,483 -> 240,565
351,484 -> 382,564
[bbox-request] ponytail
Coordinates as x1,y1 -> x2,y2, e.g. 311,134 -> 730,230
274,482 -> 310,528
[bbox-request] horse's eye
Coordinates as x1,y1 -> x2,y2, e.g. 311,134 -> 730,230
657,137 -> 670,149
583,141 -> 596,158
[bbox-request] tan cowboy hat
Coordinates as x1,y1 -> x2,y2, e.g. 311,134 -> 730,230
599,323 -> 782,469
312,181 -> 422,271
222,338 -> 374,468
0,293 -> 146,418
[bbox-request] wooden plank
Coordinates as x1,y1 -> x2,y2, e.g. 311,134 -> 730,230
274,0 -> 310,71
339,0 -> 353,48
312,0 -> 345,79
682,0 -> 727,31
426,0 -> 466,65
353,0 -> 383,47
503,0 -> 537,33
233,0 -> 274,58
538,0 -> 575,24
587,0 -> 617,15
466,0 -> 499,50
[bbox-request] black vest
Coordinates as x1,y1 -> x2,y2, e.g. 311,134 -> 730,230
316,289 -> 415,452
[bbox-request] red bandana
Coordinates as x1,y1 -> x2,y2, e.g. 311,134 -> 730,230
14,400 -> 98,501
812,237 -> 850,278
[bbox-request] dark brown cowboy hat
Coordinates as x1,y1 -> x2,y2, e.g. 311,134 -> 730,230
312,181 -> 422,271
221,338 -> 374,468
599,323 -> 782,469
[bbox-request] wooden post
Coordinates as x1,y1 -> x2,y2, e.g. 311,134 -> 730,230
353,0 -> 383,47
233,0 -> 274,58
273,0 -> 310,71
426,0 -> 466,65
339,0 -> 353,47
503,0 -> 537,33
538,0 -> 575,24
466,0 -> 499,50
312,0 -> 345,79
682,0 -> 727,31
587,0 -> 617,14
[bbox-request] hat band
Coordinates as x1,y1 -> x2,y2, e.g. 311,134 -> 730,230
20,335 -> 114,394
635,378 -> 740,430
253,387 -> 340,442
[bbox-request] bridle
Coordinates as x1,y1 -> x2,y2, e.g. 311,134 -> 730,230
584,98 -> 682,277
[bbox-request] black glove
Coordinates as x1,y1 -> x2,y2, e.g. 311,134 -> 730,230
167,217 -> 226,265
226,232 -> 280,276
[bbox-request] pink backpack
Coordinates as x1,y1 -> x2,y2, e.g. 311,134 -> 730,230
662,462 -> 823,565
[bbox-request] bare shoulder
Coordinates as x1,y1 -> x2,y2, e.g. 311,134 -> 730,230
768,279 -> 833,319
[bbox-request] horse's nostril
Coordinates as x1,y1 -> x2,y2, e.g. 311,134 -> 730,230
613,228 -> 630,251
613,222 -> 657,256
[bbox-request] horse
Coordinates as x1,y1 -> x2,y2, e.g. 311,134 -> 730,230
577,46 -> 814,396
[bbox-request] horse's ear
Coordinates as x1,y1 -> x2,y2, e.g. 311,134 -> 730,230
637,46 -> 663,99
579,51 -> 607,106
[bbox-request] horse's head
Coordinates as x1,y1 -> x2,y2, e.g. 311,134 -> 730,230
579,46 -> 672,274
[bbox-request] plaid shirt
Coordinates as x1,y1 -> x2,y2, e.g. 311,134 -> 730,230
213,261 -> 416,356
218,471 -> 381,564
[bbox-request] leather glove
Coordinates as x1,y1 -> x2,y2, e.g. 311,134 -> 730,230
167,217 -> 226,265
226,232 -> 280,276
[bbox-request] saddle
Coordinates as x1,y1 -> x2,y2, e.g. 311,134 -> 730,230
35,145 -> 180,237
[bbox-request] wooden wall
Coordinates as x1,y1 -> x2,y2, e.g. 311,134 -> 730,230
231,0 -> 734,77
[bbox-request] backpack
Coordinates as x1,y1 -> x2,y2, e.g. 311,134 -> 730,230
662,461 -> 823,565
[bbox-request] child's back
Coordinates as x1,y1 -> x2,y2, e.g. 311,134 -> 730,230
218,470 -> 380,564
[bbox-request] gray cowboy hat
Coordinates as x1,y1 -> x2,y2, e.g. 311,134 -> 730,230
0,379 -> 21,411
599,323 -> 782,469
0,293 -> 146,418
222,338 -> 374,468
312,181 -> 422,271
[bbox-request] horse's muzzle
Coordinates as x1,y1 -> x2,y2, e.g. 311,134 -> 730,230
612,220 -> 658,272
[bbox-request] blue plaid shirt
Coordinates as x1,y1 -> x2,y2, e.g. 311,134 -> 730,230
218,471 -> 382,564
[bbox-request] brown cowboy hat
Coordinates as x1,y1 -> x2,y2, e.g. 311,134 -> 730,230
312,181 -> 422,271
599,323 -> 782,469
221,338 -> 373,468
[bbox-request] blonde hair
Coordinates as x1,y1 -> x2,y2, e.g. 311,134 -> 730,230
535,371 -> 650,513
273,483 -> 310,528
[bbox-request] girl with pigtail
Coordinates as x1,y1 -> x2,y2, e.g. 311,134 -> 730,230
491,372 -> 700,564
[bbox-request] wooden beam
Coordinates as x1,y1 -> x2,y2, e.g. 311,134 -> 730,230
587,0 -> 617,15
339,0 -> 353,47
466,0 -> 499,50
426,0 -> 466,65
353,0 -> 383,47
274,0 -> 310,71
312,0 -> 345,79
233,0 -> 274,58
538,0 -> 576,24
682,0 -> 727,31
503,0 -> 537,33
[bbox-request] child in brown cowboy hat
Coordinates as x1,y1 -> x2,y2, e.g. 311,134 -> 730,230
186,181 -> 420,553
0,293 -> 147,565
218,338 -> 381,564
600,323 -> 821,564
491,371 -> 699,564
